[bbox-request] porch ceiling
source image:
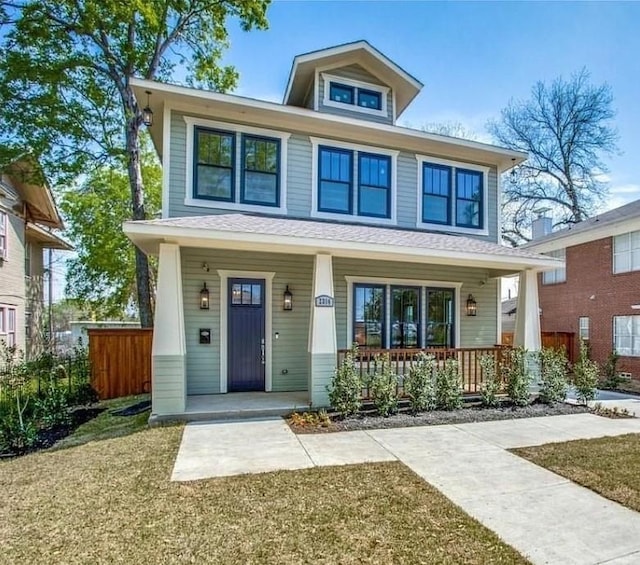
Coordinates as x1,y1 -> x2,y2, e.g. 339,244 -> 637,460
123,213 -> 562,275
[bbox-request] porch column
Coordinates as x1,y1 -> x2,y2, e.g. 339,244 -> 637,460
514,269 -> 541,385
152,243 -> 187,416
308,253 -> 337,407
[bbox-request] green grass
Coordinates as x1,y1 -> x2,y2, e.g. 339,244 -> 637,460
0,418 -> 529,564
513,434 -> 640,512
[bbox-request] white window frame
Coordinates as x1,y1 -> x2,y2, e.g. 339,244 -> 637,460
0,304 -> 17,347
310,136 -> 398,226
415,155 -> 490,236
344,276 -> 463,349
0,210 -> 7,258
542,249 -> 566,285
579,316 -> 589,340
613,230 -> 640,274
613,315 -> 640,357
184,116 -> 291,214
321,73 -> 389,118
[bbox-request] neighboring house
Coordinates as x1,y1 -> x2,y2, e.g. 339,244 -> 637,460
124,40 -> 560,418
0,156 -> 71,358
501,296 -> 518,336
524,200 -> 640,378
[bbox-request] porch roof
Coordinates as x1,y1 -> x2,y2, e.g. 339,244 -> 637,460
123,213 -> 562,275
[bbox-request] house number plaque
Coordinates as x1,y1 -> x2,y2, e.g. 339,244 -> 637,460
315,295 -> 334,307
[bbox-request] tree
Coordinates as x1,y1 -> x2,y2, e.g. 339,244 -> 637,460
421,120 -> 479,141
488,69 -> 618,244
60,137 -> 161,319
0,0 -> 270,326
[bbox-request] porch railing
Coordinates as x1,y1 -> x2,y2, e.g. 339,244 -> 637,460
336,346 -> 509,398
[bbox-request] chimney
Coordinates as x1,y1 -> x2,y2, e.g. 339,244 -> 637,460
531,215 -> 552,240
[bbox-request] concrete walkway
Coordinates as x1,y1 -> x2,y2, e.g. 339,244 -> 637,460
567,388 -> 640,416
172,413 -> 640,565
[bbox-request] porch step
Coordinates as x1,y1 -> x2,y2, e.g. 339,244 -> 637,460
149,405 -> 310,426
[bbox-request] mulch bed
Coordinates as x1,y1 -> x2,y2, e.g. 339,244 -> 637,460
288,399 -> 591,434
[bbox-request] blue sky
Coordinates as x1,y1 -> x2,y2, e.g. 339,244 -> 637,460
221,0 -> 640,210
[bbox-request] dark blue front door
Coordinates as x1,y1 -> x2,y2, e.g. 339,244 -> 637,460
228,278 -> 265,392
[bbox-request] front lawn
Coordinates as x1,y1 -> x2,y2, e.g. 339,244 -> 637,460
513,434 -> 640,512
0,425 -> 528,564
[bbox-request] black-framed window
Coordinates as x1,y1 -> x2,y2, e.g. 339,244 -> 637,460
357,88 -> 382,110
353,284 -> 386,348
358,153 -> 391,218
422,163 -> 451,225
241,135 -> 280,207
391,287 -> 420,349
456,169 -> 483,229
318,146 -> 353,214
194,127 -> 235,201
329,82 -> 354,105
425,289 -> 455,348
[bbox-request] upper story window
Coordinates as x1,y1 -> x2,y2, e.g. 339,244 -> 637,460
185,117 -> 290,214
542,249 -> 566,284
312,137 -> 398,225
0,211 -> 7,258
322,73 -> 388,118
417,156 -> 488,235
613,230 -> 640,274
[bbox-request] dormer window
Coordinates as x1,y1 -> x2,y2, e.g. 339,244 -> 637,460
322,73 -> 388,117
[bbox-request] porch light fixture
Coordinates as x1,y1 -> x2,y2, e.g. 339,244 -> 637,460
200,282 -> 210,310
466,294 -> 477,317
283,285 -> 293,311
142,90 -> 153,127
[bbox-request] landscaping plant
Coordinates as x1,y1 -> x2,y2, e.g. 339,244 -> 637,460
369,354 -> 399,417
601,350 -> 621,390
36,367 -> 71,429
573,339 -> 599,405
403,353 -> 436,413
538,347 -> 569,404
502,346 -> 532,407
434,358 -> 463,411
479,354 -> 501,408
327,343 -> 362,417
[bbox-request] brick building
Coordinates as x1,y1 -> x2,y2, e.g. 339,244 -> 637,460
524,200 -> 640,379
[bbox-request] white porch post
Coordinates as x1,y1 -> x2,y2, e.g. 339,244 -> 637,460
514,269 -> 541,385
308,253 -> 337,407
152,243 -> 187,416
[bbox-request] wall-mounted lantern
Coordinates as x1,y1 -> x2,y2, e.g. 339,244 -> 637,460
466,294 -> 477,317
200,282 -> 210,310
142,90 -> 153,127
283,285 -> 293,311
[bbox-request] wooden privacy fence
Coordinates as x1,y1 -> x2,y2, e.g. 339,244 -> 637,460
501,332 -> 575,363
337,346 -> 509,398
88,328 -> 153,399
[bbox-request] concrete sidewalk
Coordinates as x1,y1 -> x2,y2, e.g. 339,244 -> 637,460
172,413 -> 640,565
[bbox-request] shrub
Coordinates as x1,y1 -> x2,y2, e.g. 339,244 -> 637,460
435,358 -> 463,411
538,347 -> 569,404
403,353 -> 436,413
36,381 -> 70,429
601,351 -> 621,390
327,343 -> 362,417
0,412 -> 37,454
574,339 -> 599,405
503,346 -> 532,407
479,354 -> 500,408
369,354 -> 399,417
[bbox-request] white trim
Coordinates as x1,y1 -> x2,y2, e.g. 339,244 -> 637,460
183,116 -> 290,215
321,72 -> 389,118
496,278 -> 502,344
391,89 -> 397,124
313,68 -> 320,112
217,269 -> 275,394
416,154 -> 490,237
161,105 -> 171,218
344,275 -> 463,349
309,136 -> 399,226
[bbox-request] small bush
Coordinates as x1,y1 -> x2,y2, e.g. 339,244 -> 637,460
601,351 -> 621,390
538,347 -> 569,404
289,410 -> 331,428
327,343 -> 362,417
503,346 -> 532,407
574,339 -> 599,405
479,354 -> 500,408
0,412 -> 37,454
435,358 -> 463,411
36,382 -> 70,429
403,353 -> 436,413
68,382 -> 99,406
369,354 -> 398,417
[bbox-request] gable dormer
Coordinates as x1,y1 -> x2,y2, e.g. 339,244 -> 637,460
283,40 -> 422,125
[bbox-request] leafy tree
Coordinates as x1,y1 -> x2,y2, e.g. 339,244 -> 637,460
0,0 -> 270,326
60,137 -> 161,319
488,69 -> 618,245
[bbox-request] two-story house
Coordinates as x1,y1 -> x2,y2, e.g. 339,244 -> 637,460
0,156 -> 71,358
124,41 -> 560,420
524,200 -> 640,380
